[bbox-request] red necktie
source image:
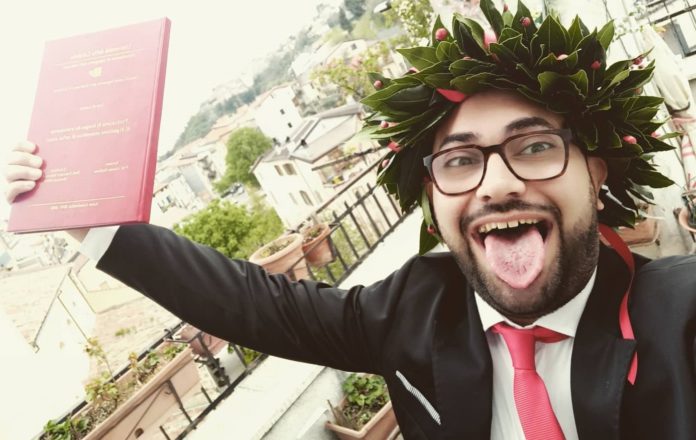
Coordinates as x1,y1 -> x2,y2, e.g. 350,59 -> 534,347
492,323 -> 567,440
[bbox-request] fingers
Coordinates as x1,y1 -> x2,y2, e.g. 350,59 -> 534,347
5,164 -> 43,183
11,140 -> 38,154
5,180 -> 36,204
7,150 -> 43,168
4,141 -> 43,204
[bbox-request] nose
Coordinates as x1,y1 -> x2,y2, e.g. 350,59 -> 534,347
474,153 -> 526,202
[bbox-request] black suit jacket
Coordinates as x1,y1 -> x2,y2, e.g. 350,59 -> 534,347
98,224 -> 696,439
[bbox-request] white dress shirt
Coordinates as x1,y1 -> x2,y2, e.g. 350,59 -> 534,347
80,227 -> 596,439
476,269 -> 597,440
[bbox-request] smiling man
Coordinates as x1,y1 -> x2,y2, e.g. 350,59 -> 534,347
5,1 -> 696,439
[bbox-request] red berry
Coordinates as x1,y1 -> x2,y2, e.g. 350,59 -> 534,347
427,225 -> 436,235
462,56 -> 472,60
381,159 -> 390,168
407,67 -> 419,74
379,121 -> 389,129
622,135 -> 637,144
651,131 -> 659,138
435,28 -> 448,41
373,80 -> 383,89
484,29 -> 497,48
520,17 -> 532,27
387,141 -> 401,153
633,56 -> 643,65
590,60 -> 601,70
556,53 -> 568,61
503,4 -> 509,12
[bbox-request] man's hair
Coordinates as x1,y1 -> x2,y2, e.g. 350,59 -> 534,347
362,0 -> 675,253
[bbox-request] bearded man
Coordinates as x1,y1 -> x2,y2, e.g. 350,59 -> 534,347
5,1 -> 696,439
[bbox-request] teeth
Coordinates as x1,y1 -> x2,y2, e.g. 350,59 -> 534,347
477,218 -> 540,234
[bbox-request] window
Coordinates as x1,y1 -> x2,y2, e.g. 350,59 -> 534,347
275,165 -> 284,176
300,191 -> 313,206
280,108 -> 285,115
287,122 -> 293,128
283,163 -> 297,175
289,193 -> 298,205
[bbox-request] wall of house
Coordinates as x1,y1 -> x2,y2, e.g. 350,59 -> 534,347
254,86 -> 303,142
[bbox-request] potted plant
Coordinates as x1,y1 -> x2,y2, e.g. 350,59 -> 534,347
301,223 -> 335,267
678,188 -> 696,232
249,233 -> 309,280
616,203 -> 659,246
325,374 -> 398,440
42,339 -> 200,440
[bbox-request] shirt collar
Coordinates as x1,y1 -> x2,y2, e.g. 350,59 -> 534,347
474,267 -> 597,337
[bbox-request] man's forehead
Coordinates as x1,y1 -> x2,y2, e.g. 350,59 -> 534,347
432,90 -> 564,150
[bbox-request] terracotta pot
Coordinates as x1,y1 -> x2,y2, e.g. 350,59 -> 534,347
249,233 -> 309,280
325,400 -> 398,440
178,324 -> 227,357
616,217 -> 658,246
82,347 -> 200,440
301,223 -> 334,267
678,206 -> 696,233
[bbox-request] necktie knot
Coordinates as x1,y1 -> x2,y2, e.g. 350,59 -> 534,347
492,323 -> 568,370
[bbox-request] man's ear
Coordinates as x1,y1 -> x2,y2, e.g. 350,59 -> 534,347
587,156 -> 608,210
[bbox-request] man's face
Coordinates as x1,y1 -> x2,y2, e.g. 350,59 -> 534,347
429,90 -> 607,323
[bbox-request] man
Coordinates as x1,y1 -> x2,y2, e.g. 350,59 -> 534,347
5,1 -> 696,439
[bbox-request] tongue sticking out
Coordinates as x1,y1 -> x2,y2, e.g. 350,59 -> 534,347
484,225 -> 545,289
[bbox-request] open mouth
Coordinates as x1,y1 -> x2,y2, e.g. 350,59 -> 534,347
471,218 -> 553,289
475,218 -> 551,247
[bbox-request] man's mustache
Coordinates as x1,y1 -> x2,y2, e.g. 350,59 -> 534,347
459,199 -> 562,234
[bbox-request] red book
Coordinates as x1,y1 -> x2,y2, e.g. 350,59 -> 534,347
8,18 -> 171,233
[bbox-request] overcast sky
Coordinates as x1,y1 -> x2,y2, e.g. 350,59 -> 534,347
0,0 -> 332,217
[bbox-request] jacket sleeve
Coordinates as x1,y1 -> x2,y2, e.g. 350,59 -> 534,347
96,223 -> 416,374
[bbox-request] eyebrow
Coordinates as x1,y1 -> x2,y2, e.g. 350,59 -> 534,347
438,116 -> 557,149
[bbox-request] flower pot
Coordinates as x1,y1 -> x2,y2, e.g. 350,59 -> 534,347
301,223 -> 335,267
616,217 -> 658,246
249,233 -> 309,280
82,347 -> 200,440
325,400 -> 398,440
178,324 -> 227,357
678,206 -> 696,232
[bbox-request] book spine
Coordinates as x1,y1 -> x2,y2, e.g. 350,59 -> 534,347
140,18 -> 171,223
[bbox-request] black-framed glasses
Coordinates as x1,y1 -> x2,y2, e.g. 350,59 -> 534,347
423,129 -> 572,195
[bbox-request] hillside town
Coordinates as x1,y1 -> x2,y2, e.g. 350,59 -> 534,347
2,0 -> 696,439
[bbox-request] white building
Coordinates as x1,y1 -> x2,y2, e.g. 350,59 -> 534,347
252,103 -> 381,227
253,85 -> 303,143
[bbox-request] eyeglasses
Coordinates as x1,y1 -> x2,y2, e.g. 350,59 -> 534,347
423,129 -> 572,195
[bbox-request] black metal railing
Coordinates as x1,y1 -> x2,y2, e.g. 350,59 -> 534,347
285,165 -> 413,286
37,322 -> 267,440
645,0 -> 696,57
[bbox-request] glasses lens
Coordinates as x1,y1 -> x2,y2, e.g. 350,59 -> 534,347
505,132 -> 566,180
431,148 -> 484,193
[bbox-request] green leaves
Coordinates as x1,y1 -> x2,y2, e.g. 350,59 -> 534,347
480,0 -> 504,35
536,15 -> 569,57
453,14 -> 488,58
398,47 -> 439,70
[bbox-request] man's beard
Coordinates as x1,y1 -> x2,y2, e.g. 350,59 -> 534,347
446,193 -> 600,321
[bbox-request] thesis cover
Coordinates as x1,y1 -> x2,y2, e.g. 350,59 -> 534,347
8,18 -> 171,232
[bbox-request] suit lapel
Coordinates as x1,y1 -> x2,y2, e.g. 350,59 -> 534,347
432,282 -> 492,440
571,246 -> 637,440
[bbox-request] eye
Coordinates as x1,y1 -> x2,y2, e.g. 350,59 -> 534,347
520,141 -> 555,155
444,156 -> 476,167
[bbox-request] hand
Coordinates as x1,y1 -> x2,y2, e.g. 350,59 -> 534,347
4,141 -> 88,242
4,141 -> 43,204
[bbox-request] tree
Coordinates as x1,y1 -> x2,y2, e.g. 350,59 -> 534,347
338,8 -> 352,31
343,0 -> 366,19
310,40 -> 393,102
215,127 -> 273,192
173,197 -> 284,260
382,0 -> 434,44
